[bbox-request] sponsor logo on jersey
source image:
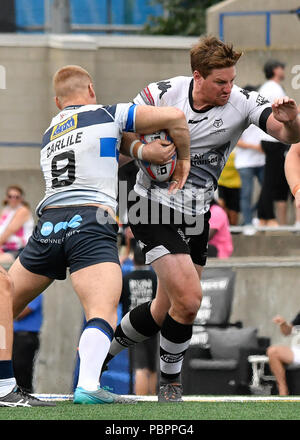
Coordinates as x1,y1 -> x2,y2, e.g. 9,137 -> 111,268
188,117 -> 208,124
191,152 -> 219,167
50,115 -> 78,141
40,214 -> 82,236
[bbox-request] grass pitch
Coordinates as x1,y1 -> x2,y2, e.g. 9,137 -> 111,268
1,400 -> 300,421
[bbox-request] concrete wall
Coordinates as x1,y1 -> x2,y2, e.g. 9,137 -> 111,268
207,0 -> 300,50
232,233 -> 300,257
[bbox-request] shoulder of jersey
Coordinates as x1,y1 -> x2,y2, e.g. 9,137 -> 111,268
228,84 -> 259,109
147,76 -> 191,105
45,104 -> 116,134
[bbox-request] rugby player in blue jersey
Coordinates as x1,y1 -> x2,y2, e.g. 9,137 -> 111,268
0,65 -> 190,406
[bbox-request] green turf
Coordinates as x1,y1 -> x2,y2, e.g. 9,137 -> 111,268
1,401 -> 300,420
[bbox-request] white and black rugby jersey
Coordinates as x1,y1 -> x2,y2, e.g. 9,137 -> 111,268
134,76 -> 272,215
36,103 -> 137,216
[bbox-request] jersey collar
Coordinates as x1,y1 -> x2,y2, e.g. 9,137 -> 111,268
189,79 -> 214,113
63,105 -> 84,110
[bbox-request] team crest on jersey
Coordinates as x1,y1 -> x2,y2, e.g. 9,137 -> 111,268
50,115 -> 78,141
213,118 -> 223,128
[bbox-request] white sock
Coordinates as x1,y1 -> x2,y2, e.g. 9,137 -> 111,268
77,327 -> 111,391
0,377 -> 16,397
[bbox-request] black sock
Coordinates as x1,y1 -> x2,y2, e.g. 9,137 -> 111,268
160,313 -> 192,384
103,301 -> 160,367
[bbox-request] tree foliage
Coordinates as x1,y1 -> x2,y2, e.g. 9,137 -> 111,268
143,0 -> 223,36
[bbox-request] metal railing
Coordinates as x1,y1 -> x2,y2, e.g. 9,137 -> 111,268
219,8 -> 300,46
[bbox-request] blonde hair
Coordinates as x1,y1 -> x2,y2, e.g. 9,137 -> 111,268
53,65 -> 93,101
190,36 -> 242,78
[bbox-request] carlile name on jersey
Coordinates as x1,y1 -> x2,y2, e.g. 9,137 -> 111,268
47,131 -> 83,159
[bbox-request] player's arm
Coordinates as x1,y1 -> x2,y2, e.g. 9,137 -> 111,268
120,132 -> 176,166
284,141 -> 300,207
266,97 -> 300,144
135,105 -> 191,191
134,105 -> 190,160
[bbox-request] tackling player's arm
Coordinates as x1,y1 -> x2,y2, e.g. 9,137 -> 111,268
121,105 -> 191,190
120,132 -> 176,166
284,141 -> 300,208
266,97 -> 300,144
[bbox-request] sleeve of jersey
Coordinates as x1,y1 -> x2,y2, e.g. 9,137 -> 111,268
116,103 -> 138,132
133,82 -> 159,107
291,313 -> 300,327
246,91 -> 272,134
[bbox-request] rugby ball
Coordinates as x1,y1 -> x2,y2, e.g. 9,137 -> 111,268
137,131 -> 177,182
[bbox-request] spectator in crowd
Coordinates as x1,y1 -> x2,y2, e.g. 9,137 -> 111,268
257,60 -> 290,226
120,245 -> 158,395
13,295 -> 43,393
0,185 -> 34,265
235,85 -> 266,226
267,312 -> 300,395
208,199 -> 233,259
217,149 -> 241,225
119,225 -> 136,272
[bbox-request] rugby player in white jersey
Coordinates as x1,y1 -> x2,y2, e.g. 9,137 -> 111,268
0,65 -> 190,406
104,36 -> 300,402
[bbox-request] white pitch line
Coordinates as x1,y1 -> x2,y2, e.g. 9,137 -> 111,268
33,394 -> 300,402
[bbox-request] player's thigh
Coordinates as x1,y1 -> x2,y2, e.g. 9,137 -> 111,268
152,253 -> 201,304
8,258 -> 53,318
70,262 -> 122,327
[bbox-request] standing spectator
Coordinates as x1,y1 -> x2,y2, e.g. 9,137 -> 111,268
0,185 -> 34,264
257,60 -> 290,226
217,149 -> 241,225
120,246 -> 158,395
208,199 -> 233,259
13,295 -> 43,393
267,313 -> 300,396
235,85 -> 266,226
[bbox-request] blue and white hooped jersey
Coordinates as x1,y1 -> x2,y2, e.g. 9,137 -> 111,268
36,103 -> 136,216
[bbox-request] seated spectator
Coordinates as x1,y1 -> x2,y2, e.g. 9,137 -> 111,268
208,199 -> 233,259
267,312 -> 300,395
13,295 -> 43,393
0,185 -> 34,264
217,149 -> 241,226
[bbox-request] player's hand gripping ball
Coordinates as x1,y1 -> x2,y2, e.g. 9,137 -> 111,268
138,131 -> 177,182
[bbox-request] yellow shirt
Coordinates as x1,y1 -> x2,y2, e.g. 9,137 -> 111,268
218,150 -> 241,189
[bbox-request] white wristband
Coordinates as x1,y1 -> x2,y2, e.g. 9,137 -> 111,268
137,144 -> 144,160
129,140 -> 141,158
